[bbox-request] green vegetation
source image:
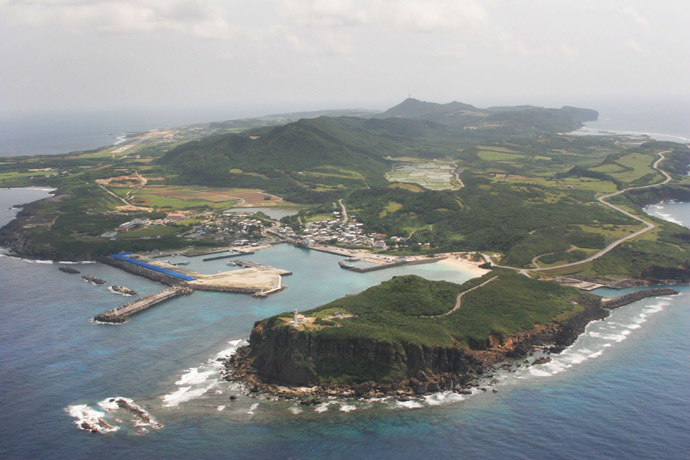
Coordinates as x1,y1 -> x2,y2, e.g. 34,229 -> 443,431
257,272 -> 595,382
2,99 -> 689,279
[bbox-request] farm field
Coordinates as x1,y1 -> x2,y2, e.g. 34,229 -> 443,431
386,161 -> 457,190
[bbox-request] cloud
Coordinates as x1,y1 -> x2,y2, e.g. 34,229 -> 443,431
384,0 -> 488,33
560,43 -> 580,58
280,0 -> 369,27
625,38 -> 646,54
280,0 -> 488,33
1,0 -> 234,39
622,7 -> 650,31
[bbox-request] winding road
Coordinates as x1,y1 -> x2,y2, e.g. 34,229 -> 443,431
424,275 -> 498,318
497,150 -> 672,273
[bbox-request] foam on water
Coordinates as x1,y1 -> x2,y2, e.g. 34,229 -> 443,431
175,368 -> 216,386
65,404 -> 119,434
339,404 -> 357,412
525,300 -> 671,378
162,383 -> 217,407
162,339 -> 248,407
314,401 -> 338,413
395,400 -> 424,409
288,406 -> 303,415
247,403 -> 259,415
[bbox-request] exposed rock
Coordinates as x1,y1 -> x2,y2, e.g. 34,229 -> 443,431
58,266 -> 80,274
82,275 -> 106,285
532,356 -> 552,366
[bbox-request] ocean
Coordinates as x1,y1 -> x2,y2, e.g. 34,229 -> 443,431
1,105 -> 690,459
0,107 -> 252,157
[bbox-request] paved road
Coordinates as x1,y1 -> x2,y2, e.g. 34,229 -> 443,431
496,150 -> 672,273
338,199 -> 348,223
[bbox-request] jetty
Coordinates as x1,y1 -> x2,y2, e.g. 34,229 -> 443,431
202,251 -> 251,261
338,257 -> 445,273
601,288 -> 679,309
94,285 -> 193,323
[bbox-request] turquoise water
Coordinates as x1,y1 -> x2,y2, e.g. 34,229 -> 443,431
1,190 -> 690,459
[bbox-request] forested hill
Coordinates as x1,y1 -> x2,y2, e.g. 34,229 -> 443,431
158,115 -> 459,199
380,98 -> 598,133
159,98 -> 599,201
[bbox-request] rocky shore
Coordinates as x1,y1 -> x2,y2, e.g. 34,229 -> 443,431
223,296 -> 608,401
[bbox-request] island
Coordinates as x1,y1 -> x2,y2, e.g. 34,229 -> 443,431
2,98 -> 690,397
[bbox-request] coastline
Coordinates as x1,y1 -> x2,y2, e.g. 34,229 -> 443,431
222,288 -> 678,403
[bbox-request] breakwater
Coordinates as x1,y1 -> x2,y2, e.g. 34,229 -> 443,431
94,286 -> 193,323
338,257 -> 445,273
202,252 -> 250,261
100,255 -> 195,286
602,288 -> 679,309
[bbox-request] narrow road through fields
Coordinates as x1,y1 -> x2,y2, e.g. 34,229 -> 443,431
496,150 -> 672,273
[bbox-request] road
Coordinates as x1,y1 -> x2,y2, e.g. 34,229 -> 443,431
424,276 -> 498,318
338,199 -> 348,223
496,150 -> 672,273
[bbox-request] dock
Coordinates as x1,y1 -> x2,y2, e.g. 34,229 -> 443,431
94,286 -> 193,323
202,251 -> 252,261
338,257 -> 445,273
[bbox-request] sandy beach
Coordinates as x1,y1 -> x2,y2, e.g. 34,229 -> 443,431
437,255 -> 490,277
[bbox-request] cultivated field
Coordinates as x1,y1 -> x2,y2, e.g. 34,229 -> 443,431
386,161 -> 457,190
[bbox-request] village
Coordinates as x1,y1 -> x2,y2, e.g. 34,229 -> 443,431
103,202 -> 415,254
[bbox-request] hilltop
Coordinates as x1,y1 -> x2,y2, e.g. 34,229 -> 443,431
380,98 -> 598,133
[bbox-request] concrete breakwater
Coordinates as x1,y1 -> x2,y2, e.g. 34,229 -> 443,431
602,287 -> 679,309
338,257 -> 445,273
94,286 -> 193,323
100,256 -> 184,286
202,252 -> 249,261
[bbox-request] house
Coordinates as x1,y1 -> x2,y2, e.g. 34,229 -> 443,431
118,221 -> 136,232
166,212 -> 186,222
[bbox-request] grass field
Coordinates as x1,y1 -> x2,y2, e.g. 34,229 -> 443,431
604,152 -> 662,184
129,185 -> 285,209
478,151 -> 526,162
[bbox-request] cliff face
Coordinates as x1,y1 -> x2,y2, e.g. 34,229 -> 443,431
241,299 -> 608,387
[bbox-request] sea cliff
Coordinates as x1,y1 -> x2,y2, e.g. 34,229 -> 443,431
225,273 -> 611,399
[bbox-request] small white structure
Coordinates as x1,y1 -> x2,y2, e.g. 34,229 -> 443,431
289,308 -> 306,328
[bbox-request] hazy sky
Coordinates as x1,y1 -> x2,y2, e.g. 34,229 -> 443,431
1,0 -> 689,114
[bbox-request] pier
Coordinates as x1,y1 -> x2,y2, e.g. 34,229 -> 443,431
202,251 -> 252,261
338,257 -> 445,273
94,285 -> 193,323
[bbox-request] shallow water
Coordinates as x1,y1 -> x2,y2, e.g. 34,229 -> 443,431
1,189 -> 689,459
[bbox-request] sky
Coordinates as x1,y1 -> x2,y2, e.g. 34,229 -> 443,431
1,0 -> 689,116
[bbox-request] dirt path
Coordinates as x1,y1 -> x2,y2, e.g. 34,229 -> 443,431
496,150 -> 672,273
425,276 -> 498,318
